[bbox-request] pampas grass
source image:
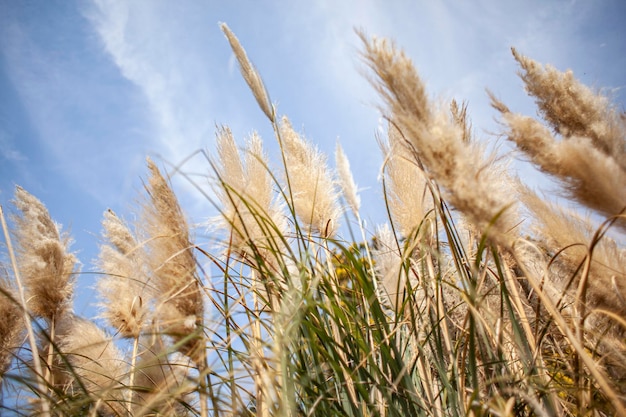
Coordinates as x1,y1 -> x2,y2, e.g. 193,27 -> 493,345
1,23 -> 625,417
361,34 -> 520,246
143,158 -> 204,363
97,209 -> 152,339
279,116 -> 341,238
0,271 -> 23,382
11,186 -> 77,322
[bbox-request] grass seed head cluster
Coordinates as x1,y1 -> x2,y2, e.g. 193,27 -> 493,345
1,24 -> 625,417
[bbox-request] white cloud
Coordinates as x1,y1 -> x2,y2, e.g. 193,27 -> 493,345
87,1 -> 216,168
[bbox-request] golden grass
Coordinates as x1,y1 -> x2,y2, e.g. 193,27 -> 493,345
0,25 -> 624,417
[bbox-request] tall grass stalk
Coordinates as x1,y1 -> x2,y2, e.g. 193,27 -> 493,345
1,23 -> 625,417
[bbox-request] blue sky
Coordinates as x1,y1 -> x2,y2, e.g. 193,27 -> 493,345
1,0 -> 625,314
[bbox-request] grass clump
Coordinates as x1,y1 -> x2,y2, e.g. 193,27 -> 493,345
1,23 -> 625,416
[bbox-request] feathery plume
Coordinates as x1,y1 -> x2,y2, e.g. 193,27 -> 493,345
214,127 -> 289,309
220,23 -> 274,121
450,99 -> 472,143
279,116 -> 341,238
380,121 -> 432,239
215,127 -> 286,260
361,34 -> 518,245
143,159 -> 204,361
511,48 -> 626,169
97,209 -> 152,338
131,335 -> 192,416
518,185 -> 626,314
11,186 -> 77,321
492,96 -> 626,228
0,270 -> 23,380
335,142 -> 361,217
52,314 -> 127,416
372,224 -> 412,311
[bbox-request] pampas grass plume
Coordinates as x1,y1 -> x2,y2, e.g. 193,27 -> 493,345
335,142 -> 361,217
280,116 -> 341,238
511,48 -> 625,168
492,94 -> 626,229
53,314 -> 128,416
380,122 -> 432,239
11,186 -> 77,321
0,271 -> 23,380
143,158 -> 204,361
362,35 -> 518,245
220,23 -> 274,121
97,209 -> 151,338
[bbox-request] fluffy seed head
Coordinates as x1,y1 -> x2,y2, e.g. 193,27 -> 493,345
0,272 -> 24,379
512,47 -> 626,169
52,314 -> 127,416
280,116 -> 341,238
143,159 -> 203,360
220,23 -> 274,121
97,209 -> 152,338
11,186 -> 77,320
335,142 -> 361,217
362,35 -> 518,245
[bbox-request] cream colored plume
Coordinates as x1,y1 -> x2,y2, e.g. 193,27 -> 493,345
0,272 -> 23,381
361,35 -> 518,246
491,77 -> 626,230
380,121 -> 432,240
220,23 -> 274,121
511,47 -> 625,170
142,159 -> 204,362
279,116 -> 341,238
335,142 -> 361,217
53,314 -> 128,416
215,126 -> 286,260
97,209 -> 152,338
11,186 -> 77,321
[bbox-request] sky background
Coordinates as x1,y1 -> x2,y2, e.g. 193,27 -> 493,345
1,0 -> 625,315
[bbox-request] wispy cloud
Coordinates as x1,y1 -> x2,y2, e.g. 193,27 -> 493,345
0,5 -> 149,207
86,1 -> 216,170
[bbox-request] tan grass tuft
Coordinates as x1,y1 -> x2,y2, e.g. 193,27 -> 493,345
511,48 -> 626,169
220,23 -> 274,121
143,158 -> 204,361
372,224 -> 416,312
279,116 -> 341,238
215,126 -> 286,261
97,209 -> 153,338
131,335 -> 193,416
380,121 -> 432,239
11,186 -> 77,321
492,94 -> 626,228
53,313 -> 128,416
361,35 -> 519,245
0,270 -> 24,380
519,185 -> 626,315
335,142 -> 361,217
